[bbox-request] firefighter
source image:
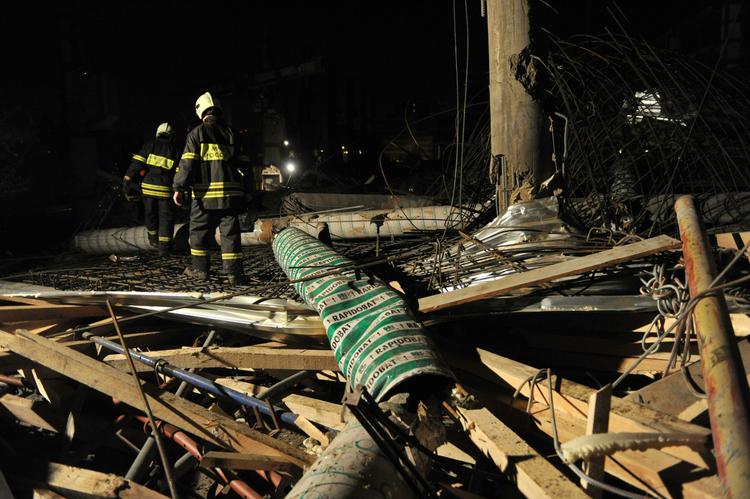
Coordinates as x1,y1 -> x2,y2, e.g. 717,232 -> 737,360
172,92 -> 252,286
123,122 -> 179,254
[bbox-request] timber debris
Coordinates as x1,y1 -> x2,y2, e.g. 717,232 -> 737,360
1,192 -> 748,498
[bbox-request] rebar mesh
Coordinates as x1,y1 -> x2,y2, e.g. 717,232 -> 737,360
543,32 -> 750,236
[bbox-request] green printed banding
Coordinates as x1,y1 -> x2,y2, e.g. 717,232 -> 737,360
272,227 -> 453,401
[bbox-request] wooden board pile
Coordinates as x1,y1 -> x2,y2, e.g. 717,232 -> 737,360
0,232 -> 747,498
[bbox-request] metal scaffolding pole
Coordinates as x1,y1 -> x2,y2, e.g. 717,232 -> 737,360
675,195 -> 750,498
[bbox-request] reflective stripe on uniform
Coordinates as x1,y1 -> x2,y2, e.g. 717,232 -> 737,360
221,253 -> 242,260
190,248 -> 207,256
147,229 -> 157,235
195,190 -> 244,199
146,154 -> 175,170
159,236 -> 172,242
181,152 -> 197,160
142,189 -> 171,198
141,182 -> 172,198
142,182 -> 171,192
199,143 -> 234,161
193,181 -> 243,199
133,154 -> 147,163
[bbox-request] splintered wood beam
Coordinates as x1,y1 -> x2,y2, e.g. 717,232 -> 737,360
7,461 -> 166,499
0,329 -> 313,467
0,394 -> 66,433
456,407 -> 588,499
418,235 -> 681,312
201,451 -> 299,473
0,329 -> 192,373
283,394 -> 346,431
464,348 -> 713,470
103,345 -> 339,372
0,304 -> 106,323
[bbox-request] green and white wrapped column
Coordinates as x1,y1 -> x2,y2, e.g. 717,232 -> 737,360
272,227 -> 453,401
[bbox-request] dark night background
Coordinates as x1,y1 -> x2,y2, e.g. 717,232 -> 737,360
0,1 -> 747,254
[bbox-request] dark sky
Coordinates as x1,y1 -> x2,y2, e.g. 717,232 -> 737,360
2,0 -> 741,139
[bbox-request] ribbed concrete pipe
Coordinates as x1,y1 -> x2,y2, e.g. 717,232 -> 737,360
285,419 -> 415,499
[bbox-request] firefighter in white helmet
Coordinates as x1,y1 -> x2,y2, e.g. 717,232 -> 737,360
123,122 -> 180,254
172,92 -> 253,285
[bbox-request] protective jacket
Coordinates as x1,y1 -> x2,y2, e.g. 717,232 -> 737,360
173,116 -> 253,211
125,137 -> 180,199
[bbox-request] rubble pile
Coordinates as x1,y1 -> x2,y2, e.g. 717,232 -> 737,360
0,194 -> 748,498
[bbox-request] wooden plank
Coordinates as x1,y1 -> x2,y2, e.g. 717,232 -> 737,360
514,349 -> 676,374
0,296 -> 53,306
0,304 -> 105,323
625,337 -> 750,420
104,345 -> 339,372
33,488 -> 65,499
283,394 -> 346,431
215,378 -> 347,431
582,385 -> 611,498
418,235 -> 681,312
715,231 -> 750,257
0,329 -> 193,372
471,347 -> 713,470
0,329 -> 313,467
0,394 -> 65,433
523,401 -> 721,498
21,366 -> 75,408
9,461 -> 166,499
457,372 -> 719,497
295,415 -> 330,446
201,451 -> 298,473
456,407 -> 588,499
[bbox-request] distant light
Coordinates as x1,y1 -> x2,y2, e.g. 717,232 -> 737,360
340,145 -> 345,150
283,140 -> 290,147
285,161 -> 296,173
358,149 -> 363,155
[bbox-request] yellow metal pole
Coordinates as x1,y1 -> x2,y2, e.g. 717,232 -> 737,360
675,195 -> 750,497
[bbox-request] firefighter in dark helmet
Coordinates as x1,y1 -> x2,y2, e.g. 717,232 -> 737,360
123,122 -> 179,254
172,92 -> 252,286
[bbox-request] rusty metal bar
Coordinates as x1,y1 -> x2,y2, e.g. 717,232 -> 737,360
675,195 -> 750,497
106,300 -> 179,499
133,415 -> 268,499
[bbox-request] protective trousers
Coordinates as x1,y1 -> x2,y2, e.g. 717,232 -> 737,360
188,200 -> 243,275
143,198 -> 175,249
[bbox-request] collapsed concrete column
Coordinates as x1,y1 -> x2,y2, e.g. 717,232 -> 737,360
273,227 -> 453,497
286,419 -> 415,499
272,227 -> 453,401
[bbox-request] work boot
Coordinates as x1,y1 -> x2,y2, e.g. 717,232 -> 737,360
227,273 -> 249,286
158,245 -> 172,257
183,266 -> 209,281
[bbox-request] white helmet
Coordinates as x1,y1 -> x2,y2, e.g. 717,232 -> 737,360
195,92 -> 221,120
156,122 -> 173,137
